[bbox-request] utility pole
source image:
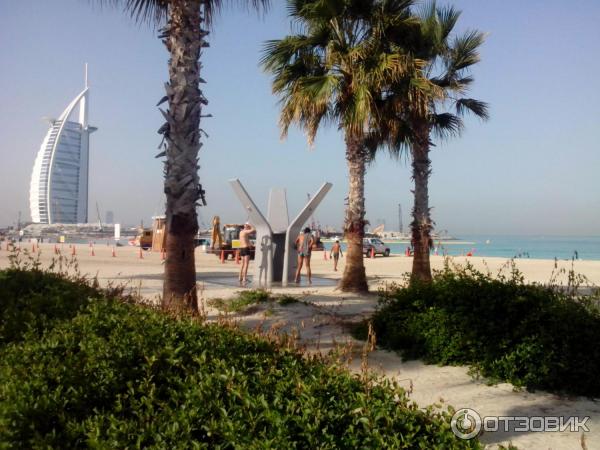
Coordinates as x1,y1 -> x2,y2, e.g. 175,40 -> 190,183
398,204 -> 403,235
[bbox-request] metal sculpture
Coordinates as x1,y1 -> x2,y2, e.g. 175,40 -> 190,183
229,179 -> 332,287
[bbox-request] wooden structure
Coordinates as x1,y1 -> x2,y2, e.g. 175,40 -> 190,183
151,216 -> 166,252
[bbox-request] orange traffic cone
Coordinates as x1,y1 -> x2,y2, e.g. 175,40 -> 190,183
370,247 -> 375,258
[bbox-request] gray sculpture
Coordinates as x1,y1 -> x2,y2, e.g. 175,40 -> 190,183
229,179 -> 332,287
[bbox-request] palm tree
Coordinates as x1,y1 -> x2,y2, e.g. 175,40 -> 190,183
98,0 -> 269,311
374,1 -> 489,283
261,0 -> 417,292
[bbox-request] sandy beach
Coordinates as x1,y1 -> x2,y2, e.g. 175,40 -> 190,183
2,242 -> 599,450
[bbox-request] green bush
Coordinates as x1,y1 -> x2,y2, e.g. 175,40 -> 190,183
276,294 -> 300,306
0,269 -> 102,345
0,270 -> 480,448
209,290 -> 299,313
370,263 -> 600,397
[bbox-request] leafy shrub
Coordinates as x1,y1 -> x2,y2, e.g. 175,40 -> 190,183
276,294 -> 300,306
208,289 -> 270,313
370,263 -> 600,396
0,271 -> 480,448
0,269 -> 102,345
209,290 -> 299,313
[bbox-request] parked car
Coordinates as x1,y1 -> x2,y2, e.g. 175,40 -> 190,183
363,238 -> 390,257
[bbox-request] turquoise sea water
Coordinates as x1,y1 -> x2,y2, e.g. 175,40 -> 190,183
50,234 -> 600,261
324,235 -> 600,261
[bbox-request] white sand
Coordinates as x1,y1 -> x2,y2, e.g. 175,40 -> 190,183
1,242 -> 599,449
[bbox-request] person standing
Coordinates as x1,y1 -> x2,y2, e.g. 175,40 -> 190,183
295,227 -> 314,284
238,222 -> 255,286
330,239 -> 343,271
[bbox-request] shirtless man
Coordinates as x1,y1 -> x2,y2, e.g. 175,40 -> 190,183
239,222 -> 254,285
330,239 -> 343,271
295,227 -> 314,284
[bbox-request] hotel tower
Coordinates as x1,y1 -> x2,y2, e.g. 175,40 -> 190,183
29,67 -> 97,224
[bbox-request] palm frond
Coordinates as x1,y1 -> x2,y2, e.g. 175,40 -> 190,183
449,29 -> 486,72
435,4 -> 460,41
93,0 -> 269,27
92,0 -> 168,24
430,112 -> 462,139
455,98 -> 489,120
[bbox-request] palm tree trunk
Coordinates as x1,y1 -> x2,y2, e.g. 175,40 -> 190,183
160,0 -> 205,312
410,123 -> 433,283
339,134 -> 368,293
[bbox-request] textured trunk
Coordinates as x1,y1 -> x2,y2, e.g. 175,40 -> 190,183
339,134 -> 368,292
160,0 -> 205,312
410,121 -> 433,283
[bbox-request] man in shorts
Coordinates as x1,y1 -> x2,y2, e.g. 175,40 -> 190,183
330,239 -> 343,271
239,222 -> 255,286
295,227 -> 314,284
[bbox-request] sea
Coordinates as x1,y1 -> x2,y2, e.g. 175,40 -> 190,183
323,235 -> 600,261
30,234 -> 600,261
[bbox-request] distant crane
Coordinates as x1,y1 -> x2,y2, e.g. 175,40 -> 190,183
96,202 -> 103,231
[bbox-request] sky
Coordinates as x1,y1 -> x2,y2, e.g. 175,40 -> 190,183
0,0 -> 599,236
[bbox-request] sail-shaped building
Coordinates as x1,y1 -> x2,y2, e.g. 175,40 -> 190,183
29,70 -> 97,224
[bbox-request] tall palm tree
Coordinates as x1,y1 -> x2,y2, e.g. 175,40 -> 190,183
261,0 -> 417,292
98,0 -> 269,311
374,1 -> 488,283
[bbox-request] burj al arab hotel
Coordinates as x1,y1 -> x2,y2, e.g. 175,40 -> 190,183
29,69 -> 97,224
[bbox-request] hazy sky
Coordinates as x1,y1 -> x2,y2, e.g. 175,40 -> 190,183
1,0 -> 599,235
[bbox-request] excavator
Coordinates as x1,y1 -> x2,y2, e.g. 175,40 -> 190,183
210,216 -> 255,260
